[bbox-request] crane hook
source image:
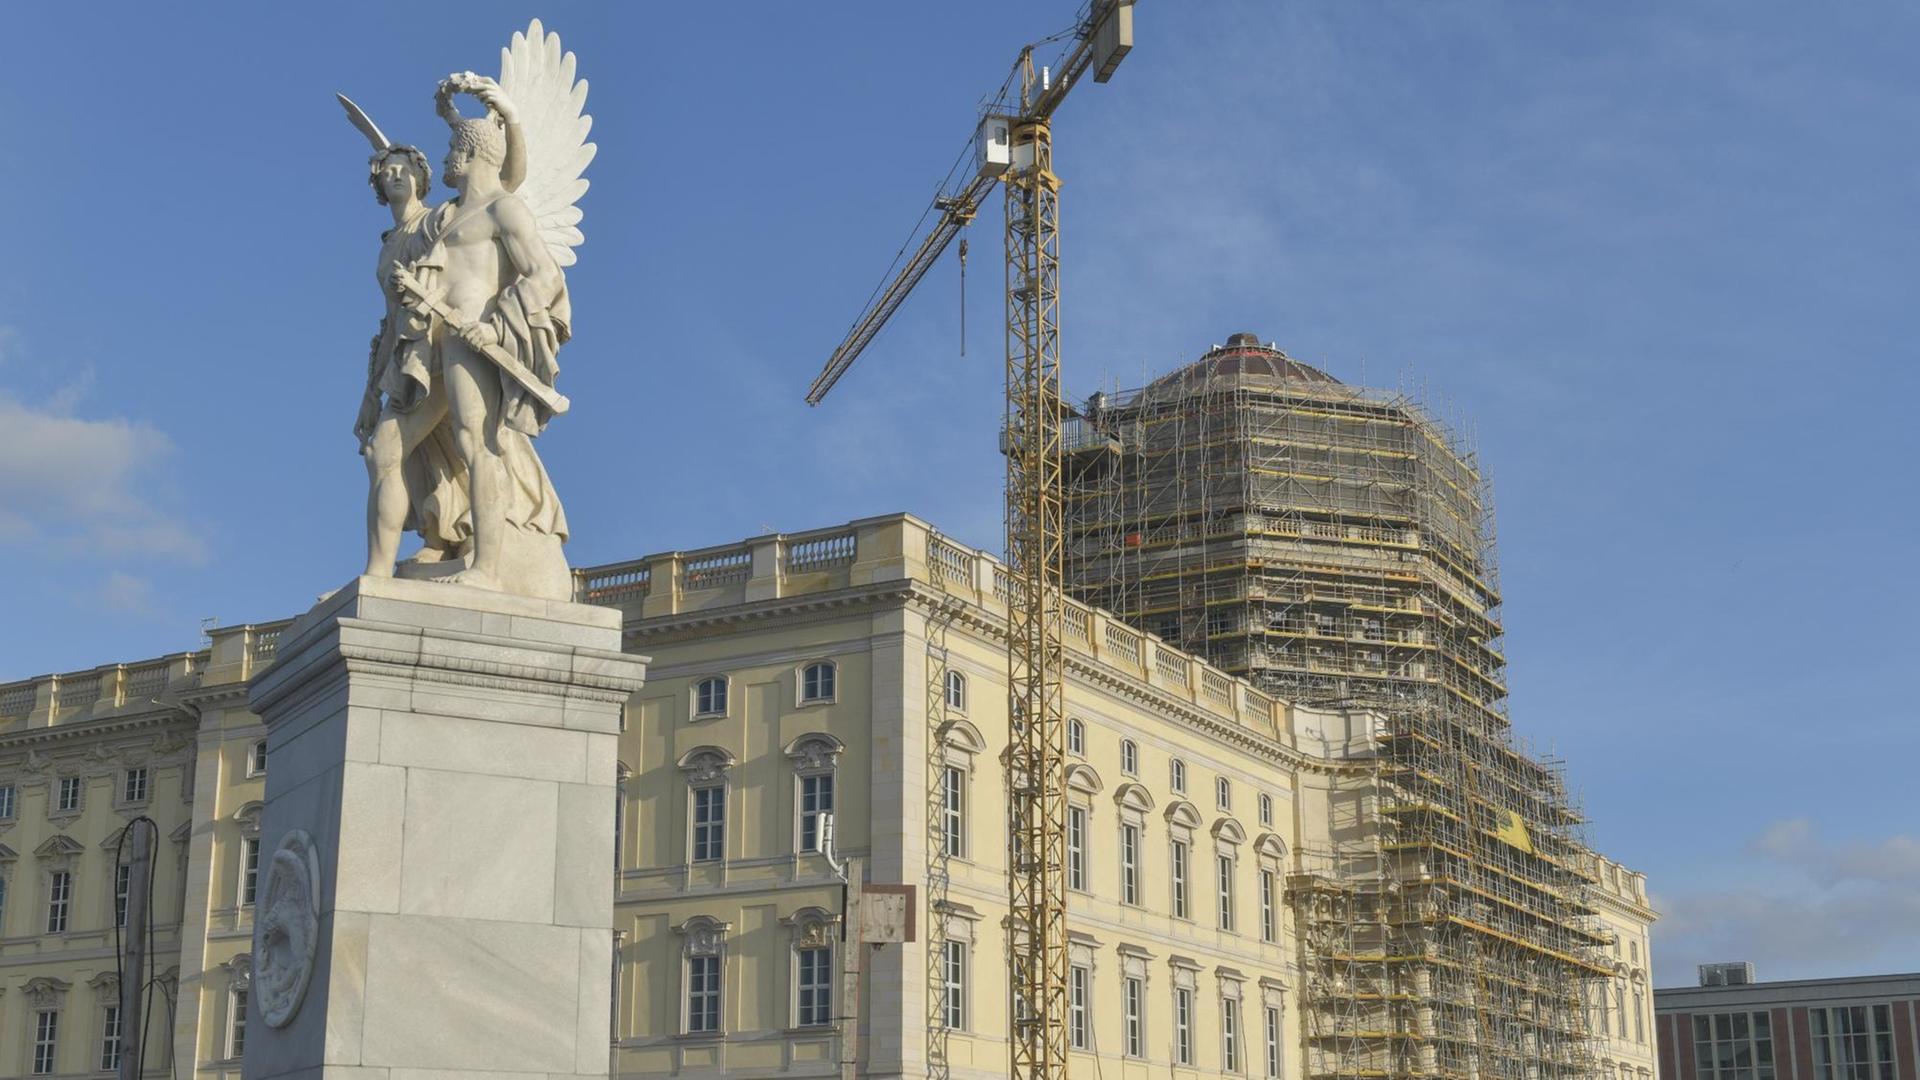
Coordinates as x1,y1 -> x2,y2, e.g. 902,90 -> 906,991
958,234 -> 970,357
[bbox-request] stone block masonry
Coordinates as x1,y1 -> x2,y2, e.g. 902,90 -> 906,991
242,575 -> 648,1080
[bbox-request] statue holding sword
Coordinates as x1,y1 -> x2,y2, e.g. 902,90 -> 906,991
340,21 -> 595,600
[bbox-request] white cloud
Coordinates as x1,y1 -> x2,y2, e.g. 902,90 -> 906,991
0,391 -> 205,561
92,571 -> 157,616
1653,819 -> 1920,983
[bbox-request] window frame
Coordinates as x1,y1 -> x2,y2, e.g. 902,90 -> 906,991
47,868 -> 72,933
1171,758 -> 1187,794
692,675 -> 730,719
1224,995 -> 1243,1073
1260,869 -> 1277,943
33,1008 -> 59,1075
101,1003 -> 123,1072
1218,852 -> 1237,932
796,771 -> 835,854
1120,822 -> 1141,906
1266,1004 -> 1283,1078
1066,804 -> 1088,892
942,939 -> 968,1030
0,782 -> 15,820
1124,975 -> 1145,1058
1171,837 -> 1191,919
1069,964 -> 1091,1050
122,767 -> 149,806
248,740 -> 268,778
1258,792 -> 1272,827
945,669 -> 967,712
942,764 -> 967,860
56,774 -> 83,813
115,862 -> 132,928
686,953 -> 723,1034
690,784 -> 727,863
226,986 -> 249,1060
1216,776 -> 1232,810
794,944 -> 833,1028
1120,739 -> 1138,776
1067,717 -> 1085,756
1175,985 -> 1195,1065
798,660 -> 837,705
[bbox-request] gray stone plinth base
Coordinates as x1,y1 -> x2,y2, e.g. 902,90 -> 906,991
243,575 -> 646,1080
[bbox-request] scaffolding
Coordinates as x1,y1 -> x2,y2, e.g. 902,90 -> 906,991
1064,334 -> 1607,1080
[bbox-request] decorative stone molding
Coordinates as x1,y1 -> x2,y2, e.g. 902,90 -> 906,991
226,952 -> 254,991
1164,800 -> 1202,831
782,733 -> 844,776
0,841 -> 16,862
88,970 -> 121,998
1169,954 -> 1201,990
35,834 -> 84,866
1254,832 -> 1288,862
1112,782 -> 1155,815
675,914 -> 732,958
1212,818 -> 1247,845
1259,976 -> 1288,1007
23,975 -> 72,1008
1065,762 -> 1104,795
1117,943 -> 1154,982
253,829 -> 320,1029
936,719 -> 986,764
675,746 -> 736,785
781,905 -> 838,950
233,800 -> 265,837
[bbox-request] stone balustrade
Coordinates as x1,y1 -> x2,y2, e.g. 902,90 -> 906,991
0,618 -> 293,729
573,513 -> 1295,748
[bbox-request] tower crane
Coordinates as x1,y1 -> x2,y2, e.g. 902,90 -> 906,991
805,4 -> 1135,1078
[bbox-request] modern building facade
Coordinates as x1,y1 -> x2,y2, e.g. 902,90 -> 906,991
1065,335 -> 1617,1080
2,501 -> 1655,1080
1656,970 -> 1920,1080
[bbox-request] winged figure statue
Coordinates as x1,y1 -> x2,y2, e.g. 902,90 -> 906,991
340,20 -> 595,601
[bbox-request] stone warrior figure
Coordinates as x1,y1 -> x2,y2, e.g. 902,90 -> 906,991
340,21 -> 595,600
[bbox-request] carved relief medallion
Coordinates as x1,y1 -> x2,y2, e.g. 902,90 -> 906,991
252,829 -> 321,1028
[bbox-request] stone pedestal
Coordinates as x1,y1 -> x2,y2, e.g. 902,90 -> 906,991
242,575 -> 646,1080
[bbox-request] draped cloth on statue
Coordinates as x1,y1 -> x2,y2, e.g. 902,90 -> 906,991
369,201 -> 569,556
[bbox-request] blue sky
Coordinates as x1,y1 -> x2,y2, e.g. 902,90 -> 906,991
2,2 -> 1916,984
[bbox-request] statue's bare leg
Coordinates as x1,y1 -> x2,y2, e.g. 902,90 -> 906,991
363,386 -> 448,577
439,341 -> 506,589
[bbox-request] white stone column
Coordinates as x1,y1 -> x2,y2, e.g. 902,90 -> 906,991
242,576 -> 646,1080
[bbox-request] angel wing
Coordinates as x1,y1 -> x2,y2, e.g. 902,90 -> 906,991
498,19 -> 595,268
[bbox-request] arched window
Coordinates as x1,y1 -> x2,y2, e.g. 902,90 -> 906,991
1067,717 -> 1085,756
1120,739 -> 1139,776
1171,758 -> 1187,794
1258,792 -> 1273,826
800,661 -> 837,704
248,740 -> 268,778
1216,776 -> 1232,810
945,670 -> 967,711
693,676 -> 729,718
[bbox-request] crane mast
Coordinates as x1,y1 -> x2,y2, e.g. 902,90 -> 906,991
805,7 -> 1134,1078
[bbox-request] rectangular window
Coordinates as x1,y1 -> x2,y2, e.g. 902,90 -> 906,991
694,676 -> 728,717
1067,718 -> 1085,755
1224,997 -> 1242,1073
1266,1005 -> 1283,1078
57,775 -> 83,812
101,1005 -> 122,1071
1175,986 -> 1194,1064
1634,989 -> 1646,1044
942,766 -> 966,858
801,662 -> 836,703
228,989 -> 248,1058
691,785 -> 726,862
942,940 -> 967,1029
1696,1010 -> 1778,1080
250,740 -> 268,776
796,946 -> 832,1026
242,837 -> 261,905
1070,965 -> 1090,1050
1124,976 -> 1144,1058
0,782 -> 15,819
34,1009 -> 59,1075
123,767 -> 149,804
1808,1005 -> 1892,1080
47,869 -> 72,933
798,773 -> 834,853
1218,855 -> 1236,931
116,863 -> 132,928
1260,870 -> 1277,942
1120,823 -> 1140,906
1067,806 -> 1087,891
687,954 -> 722,1033
1171,838 -> 1190,918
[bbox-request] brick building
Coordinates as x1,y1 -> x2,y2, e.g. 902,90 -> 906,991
1656,968 -> 1920,1080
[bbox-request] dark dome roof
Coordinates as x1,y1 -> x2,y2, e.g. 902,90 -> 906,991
1149,332 -> 1339,390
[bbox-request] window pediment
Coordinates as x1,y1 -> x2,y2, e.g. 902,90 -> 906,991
781,905 -> 840,949
1113,782 -> 1155,814
35,834 -> 84,859
675,914 -> 732,957
1163,800 -> 1202,830
676,746 -> 737,784
0,841 -> 16,862
938,719 -> 987,755
784,733 -> 845,775
1255,833 -> 1287,861
1212,818 -> 1247,845
1065,763 -> 1104,795
23,975 -> 71,1008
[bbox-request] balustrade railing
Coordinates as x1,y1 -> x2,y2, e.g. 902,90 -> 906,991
684,548 -> 752,589
786,531 -> 856,573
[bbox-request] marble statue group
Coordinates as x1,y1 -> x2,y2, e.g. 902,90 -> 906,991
341,20 -> 595,601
